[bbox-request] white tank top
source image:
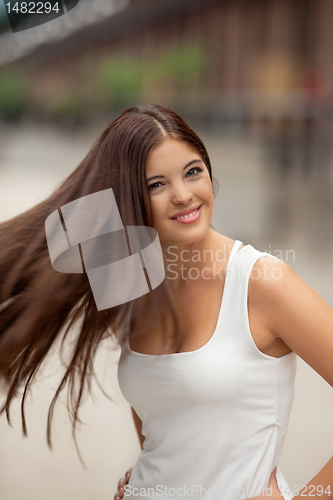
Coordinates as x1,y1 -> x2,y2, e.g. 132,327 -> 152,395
117,240 -> 297,500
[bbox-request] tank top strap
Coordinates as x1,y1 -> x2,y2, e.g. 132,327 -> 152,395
226,239 -> 244,269
228,243 -> 280,283
222,243 -> 280,350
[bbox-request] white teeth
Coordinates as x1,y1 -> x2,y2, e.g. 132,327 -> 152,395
175,208 -> 198,220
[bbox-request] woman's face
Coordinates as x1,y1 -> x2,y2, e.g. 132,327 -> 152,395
145,138 -> 214,247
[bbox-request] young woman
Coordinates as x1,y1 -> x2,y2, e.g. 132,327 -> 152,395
0,104 -> 332,500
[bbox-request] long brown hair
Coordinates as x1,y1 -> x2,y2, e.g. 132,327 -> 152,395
0,104 -> 218,461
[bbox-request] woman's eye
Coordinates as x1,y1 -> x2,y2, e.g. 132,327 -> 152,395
148,182 -> 162,190
148,167 -> 203,190
186,167 -> 203,177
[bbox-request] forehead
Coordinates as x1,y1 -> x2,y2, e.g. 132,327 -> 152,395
146,139 -> 201,173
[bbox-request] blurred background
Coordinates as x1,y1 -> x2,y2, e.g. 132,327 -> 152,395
0,0 -> 333,498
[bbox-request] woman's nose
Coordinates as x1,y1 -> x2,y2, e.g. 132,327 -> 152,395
171,183 -> 193,205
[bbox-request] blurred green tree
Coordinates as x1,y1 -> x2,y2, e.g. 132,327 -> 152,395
0,68 -> 29,120
145,44 -> 207,90
96,57 -> 144,111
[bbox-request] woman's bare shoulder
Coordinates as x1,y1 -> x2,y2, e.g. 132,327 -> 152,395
249,256 -> 333,386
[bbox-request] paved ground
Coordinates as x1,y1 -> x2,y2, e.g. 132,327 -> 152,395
0,121 -> 332,500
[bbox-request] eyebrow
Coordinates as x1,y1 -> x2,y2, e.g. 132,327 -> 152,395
146,159 -> 203,182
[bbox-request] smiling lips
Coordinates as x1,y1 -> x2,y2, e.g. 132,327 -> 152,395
171,205 -> 202,224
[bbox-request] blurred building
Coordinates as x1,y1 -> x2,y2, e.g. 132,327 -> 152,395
0,0 -> 332,180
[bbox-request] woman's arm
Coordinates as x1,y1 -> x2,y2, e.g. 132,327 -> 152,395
251,257 -> 333,498
292,457 -> 333,499
114,408 -> 142,499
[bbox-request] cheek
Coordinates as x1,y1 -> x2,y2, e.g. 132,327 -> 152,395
202,181 -> 214,203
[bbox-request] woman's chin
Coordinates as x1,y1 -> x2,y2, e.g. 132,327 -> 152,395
159,226 -> 210,247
